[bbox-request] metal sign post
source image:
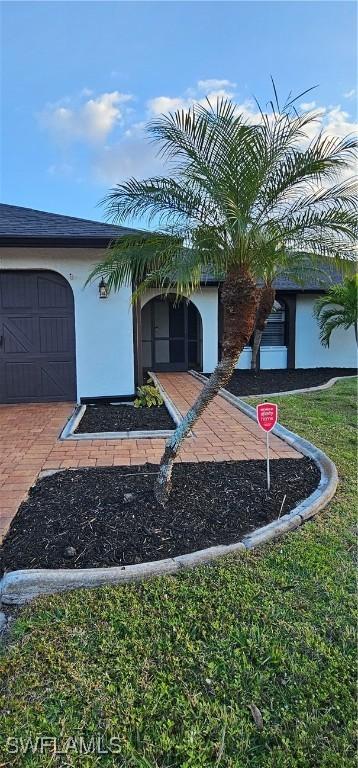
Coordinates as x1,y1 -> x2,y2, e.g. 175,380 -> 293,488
256,403 -> 278,491
266,431 -> 270,491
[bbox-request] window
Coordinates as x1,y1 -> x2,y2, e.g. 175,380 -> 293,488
261,299 -> 286,346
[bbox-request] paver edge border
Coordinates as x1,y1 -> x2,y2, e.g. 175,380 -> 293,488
0,375 -> 338,605
59,372 -> 182,441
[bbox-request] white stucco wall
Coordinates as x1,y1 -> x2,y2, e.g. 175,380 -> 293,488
235,346 -> 287,369
261,346 -> 287,369
295,294 -> 357,368
0,248 -> 135,400
236,347 -> 252,369
141,286 -> 219,373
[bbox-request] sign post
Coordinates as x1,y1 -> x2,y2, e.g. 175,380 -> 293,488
256,403 -> 278,491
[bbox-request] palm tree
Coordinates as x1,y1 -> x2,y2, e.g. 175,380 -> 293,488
314,275 -> 358,346
89,93 -> 357,504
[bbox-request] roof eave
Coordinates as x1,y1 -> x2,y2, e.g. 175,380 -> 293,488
0,236 -> 116,248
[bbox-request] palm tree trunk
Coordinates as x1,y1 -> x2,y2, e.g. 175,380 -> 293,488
154,268 -> 259,505
250,285 -> 276,371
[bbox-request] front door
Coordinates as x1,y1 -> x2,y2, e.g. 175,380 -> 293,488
152,297 -> 188,371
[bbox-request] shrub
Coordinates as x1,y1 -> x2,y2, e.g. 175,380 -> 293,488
134,381 -> 163,408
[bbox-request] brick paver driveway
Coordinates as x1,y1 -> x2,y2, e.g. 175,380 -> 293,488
0,373 -> 300,539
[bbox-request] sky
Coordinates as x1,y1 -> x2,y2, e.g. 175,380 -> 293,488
1,1 -> 357,226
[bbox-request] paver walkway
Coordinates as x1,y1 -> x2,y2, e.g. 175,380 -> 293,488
0,372 -> 300,539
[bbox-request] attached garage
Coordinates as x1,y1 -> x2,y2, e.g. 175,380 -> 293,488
0,204 -> 139,403
0,270 -> 76,403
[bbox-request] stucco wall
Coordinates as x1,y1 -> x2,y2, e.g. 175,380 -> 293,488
235,347 -> 252,369
295,294 -> 357,368
0,248 -> 135,400
141,286 -> 218,373
235,346 -> 287,369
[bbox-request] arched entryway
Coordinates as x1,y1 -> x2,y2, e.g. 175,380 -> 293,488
141,294 -> 203,374
0,270 -> 76,403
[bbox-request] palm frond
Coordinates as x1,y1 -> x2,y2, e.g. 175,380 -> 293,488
101,177 -> 219,229
313,275 -> 358,345
90,87 -> 357,304
86,232 -> 184,292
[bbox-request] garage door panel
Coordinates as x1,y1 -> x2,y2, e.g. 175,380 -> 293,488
3,362 -> 40,399
3,316 -> 38,353
40,362 -> 76,398
38,275 -> 72,309
0,272 -> 36,309
0,270 -> 76,403
39,316 -> 74,353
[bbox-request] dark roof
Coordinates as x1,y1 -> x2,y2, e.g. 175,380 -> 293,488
0,203 -> 141,246
0,203 -> 345,291
201,267 -> 344,292
271,271 -> 344,292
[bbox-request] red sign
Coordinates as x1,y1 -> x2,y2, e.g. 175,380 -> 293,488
256,403 -> 278,433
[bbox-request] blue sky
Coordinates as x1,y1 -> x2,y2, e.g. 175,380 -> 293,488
1,1 -> 357,225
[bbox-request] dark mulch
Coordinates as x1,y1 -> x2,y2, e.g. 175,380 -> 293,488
209,367 -> 357,397
75,403 -> 175,433
0,458 -> 320,571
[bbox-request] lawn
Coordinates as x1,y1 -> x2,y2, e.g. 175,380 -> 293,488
0,380 -> 356,768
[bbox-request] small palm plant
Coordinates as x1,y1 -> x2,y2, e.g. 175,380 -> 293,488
314,275 -> 358,346
89,91 -> 357,504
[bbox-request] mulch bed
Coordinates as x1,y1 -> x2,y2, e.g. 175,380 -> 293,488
210,368 -> 357,397
0,458 -> 320,571
75,403 -> 175,433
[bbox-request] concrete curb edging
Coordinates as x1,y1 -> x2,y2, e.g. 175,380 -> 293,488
190,370 -> 357,400
60,404 -> 86,439
0,543 -> 247,606
0,374 -> 338,605
189,370 -> 338,539
238,374 -> 357,399
148,371 -> 183,427
59,374 -> 182,441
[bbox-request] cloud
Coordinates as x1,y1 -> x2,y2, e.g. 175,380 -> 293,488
40,91 -> 133,144
47,162 -> 73,177
147,79 -> 237,116
80,87 -> 93,98
343,88 -> 356,100
147,95 -> 190,116
197,78 -> 237,91
42,80 -> 357,192
300,100 -> 316,110
93,134 -> 163,185
323,105 -> 358,137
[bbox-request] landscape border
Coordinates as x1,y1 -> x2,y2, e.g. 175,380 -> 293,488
59,372 -> 182,441
194,371 -> 357,400
0,373 -> 338,605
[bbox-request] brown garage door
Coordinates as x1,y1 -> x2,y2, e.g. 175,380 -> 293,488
0,270 -> 76,403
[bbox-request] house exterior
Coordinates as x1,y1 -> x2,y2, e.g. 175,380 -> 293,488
0,204 -> 356,404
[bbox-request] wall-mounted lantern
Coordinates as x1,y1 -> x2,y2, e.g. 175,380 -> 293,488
98,277 -> 109,299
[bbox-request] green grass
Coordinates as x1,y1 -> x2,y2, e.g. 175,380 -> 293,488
0,380 -> 356,768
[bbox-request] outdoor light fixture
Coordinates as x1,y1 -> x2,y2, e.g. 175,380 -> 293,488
98,277 -> 109,299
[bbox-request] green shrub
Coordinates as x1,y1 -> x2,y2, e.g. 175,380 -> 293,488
134,382 -> 163,408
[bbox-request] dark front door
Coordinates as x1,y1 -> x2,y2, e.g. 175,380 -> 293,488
152,297 -> 188,371
0,270 -> 76,403
141,295 -> 202,374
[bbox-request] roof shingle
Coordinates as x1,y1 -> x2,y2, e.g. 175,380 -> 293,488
0,203 -> 140,240
0,203 -> 345,291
